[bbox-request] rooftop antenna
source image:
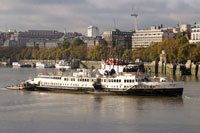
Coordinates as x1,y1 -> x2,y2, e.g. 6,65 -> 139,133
64,28 -> 67,34
131,8 -> 138,31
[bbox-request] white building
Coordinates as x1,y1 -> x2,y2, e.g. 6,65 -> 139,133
189,23 -> 200,44
87,25 -> 99,37
132,26 -> 175,48
180,24 -> 191,33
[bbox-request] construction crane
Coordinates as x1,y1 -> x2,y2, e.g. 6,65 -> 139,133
131,8 -> 138,31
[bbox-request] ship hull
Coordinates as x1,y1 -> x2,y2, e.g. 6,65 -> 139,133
119,88 -> 183,96
28,86 -> 183,96
29,86 -> 94,94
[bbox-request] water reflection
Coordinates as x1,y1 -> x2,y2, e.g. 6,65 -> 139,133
91,95 -> 184,113
93,95 -> 103,103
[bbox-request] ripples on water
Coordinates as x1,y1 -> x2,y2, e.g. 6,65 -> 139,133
0,68 -> 200,133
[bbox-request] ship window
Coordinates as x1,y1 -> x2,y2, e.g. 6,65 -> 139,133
87,79 -> 89,82
114,80 -> 116,82
132,80 -> 134,82
124,80 -> 126,83
104,79 -> 106,82
119,80 -> 121,82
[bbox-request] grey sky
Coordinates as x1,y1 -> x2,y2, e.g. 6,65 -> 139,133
0,0 -> 199,34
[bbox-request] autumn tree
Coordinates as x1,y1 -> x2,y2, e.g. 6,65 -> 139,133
88,45 -> 108,61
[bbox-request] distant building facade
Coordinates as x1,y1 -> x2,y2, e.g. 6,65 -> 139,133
0,32 -> 5,46
61,32 -> 82,42
189,23 -> 200,44
87,25 -> 99,37
4,30 -> 64,48
180,24 -> 191,33
102,29 -> 133,49
82,36 -> 106,48
132,25 -> 175,48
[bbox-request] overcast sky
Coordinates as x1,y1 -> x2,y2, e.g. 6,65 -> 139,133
0,0 -> 199,34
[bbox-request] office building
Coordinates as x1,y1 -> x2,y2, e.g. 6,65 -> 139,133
132,25 -> 175,48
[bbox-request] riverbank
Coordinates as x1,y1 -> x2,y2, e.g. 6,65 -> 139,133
2,59 -> 200,77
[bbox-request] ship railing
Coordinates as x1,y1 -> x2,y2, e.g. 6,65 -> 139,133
137,81 -> 183,89
154,82 -> 184,88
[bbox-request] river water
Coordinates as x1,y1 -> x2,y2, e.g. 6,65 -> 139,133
0,68 -> 200,133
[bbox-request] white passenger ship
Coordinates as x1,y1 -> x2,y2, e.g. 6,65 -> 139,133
25,69 -> 183,96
